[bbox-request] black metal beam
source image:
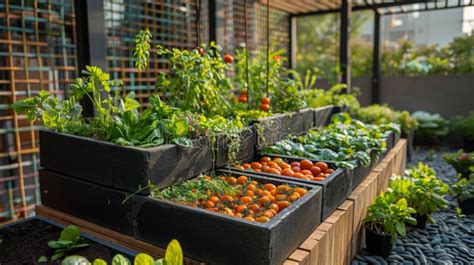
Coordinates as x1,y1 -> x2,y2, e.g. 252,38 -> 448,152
74,0 -> 107,117
208,0 -> 217,44
371,10 -> 381,103
292,0 -> 434,17
340,0 -> 351,92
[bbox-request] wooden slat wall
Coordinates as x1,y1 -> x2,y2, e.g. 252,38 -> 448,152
284,139 -> 407,265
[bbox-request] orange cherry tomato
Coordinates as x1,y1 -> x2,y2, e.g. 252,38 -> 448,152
290,161 -> 300,168
237,175 -> 248,185
268,168 -> 281,175
313,177 -> 325,181
260,104 -> 270,111
277,201 -> 290,210
325,168 -> 334,174
240,196 -> 252,204
300,159 -> 314,170
273,157 -> 284,164
282,168 -> 295,177
293,172 -> 305,179
256,216 -> 270,223
292,166 -> 301,172
294,188 -> 307,197
310,166 -> 322,176
242,163 -> 251,169
279,163 -> 291,170
261,165 -> 271,172
224,54 -> 234,64
300,169 -> 312,176
315,162 -> 329,172
260,156 -> 271,163
261,97 -> 271,105
251,162 -> 262,169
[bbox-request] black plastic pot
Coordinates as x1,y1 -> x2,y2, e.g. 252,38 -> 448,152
214,127 -> 256,168
40,130 -> 212,194
313,105 -> 335,128
365,225 -> 393,258
462,137 -> 474,152
414,213 -> 428,229
458,197 -> 474,215
39,169 -> 134,235
402,131 -> 415,160
133,171 -> 322,265
228,153 -> 351,220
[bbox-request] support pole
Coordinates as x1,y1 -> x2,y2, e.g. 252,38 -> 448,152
74,0 -> 107,117
372,10 -> 381,103
288,15 -> 297,69
340,0 -> 351,92
208,0 -> 218,44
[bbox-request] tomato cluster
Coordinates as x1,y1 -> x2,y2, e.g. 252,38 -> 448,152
234,157 -> 334,182
260,97 -> 270,112
193,175 -> 307,223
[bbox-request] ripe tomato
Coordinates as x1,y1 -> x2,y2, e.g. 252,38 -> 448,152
294,188 -> 307,197
279,163 -> 291,170
221,195 -> 233,202
310,166 -> 322,176
234,165 -> 244,170
300,169 -> 312,176
258,196 -> 270,204
245,216 -> 255,221
315,162 -> 328,171
268,168 -> 281,175
236,205 -> 247,213
237,175 -> 248,185
256,216 -> 270,223
261,97 -> 271,105
277,200 -> 290,210
325,168 -> 334,174
292,166 -> 301,172
250,162 -> 262,169
263,183 -> 276,191
240,196 -> 252,204
238,95 -> 248,103
247,183 -> 257,191
313,177 -> 325,181
290,161 -> 300,168
209,196 -> 219,204
242,163 -> 251,169
260,156 -> 271,163
293,172 -> 304,179
227,177 -> 237,185
273,157 -> 284,164
249,204 -> 260,212
262,210 -> 274,218
260,103 -> 270,111
197,47 -> 205,55
205,201 -> 215,208
282,168 -> 295,177
300,159 -> 314,170
224,54 -> 234,64
261,165 -> 271,172
270,203 -> 280,212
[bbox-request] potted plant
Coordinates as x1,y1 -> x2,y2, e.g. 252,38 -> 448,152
390,163 -> 449,228
451,173 -> 474,215
363,193 -> 417,258
451,112 -> 474,152
443,150 -> 474,178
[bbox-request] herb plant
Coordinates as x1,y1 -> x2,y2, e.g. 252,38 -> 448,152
364,193 -> 417,242
443,150 -> 474,177
451,111 -> 474,141
451,175 -> 474,202
47,225 -> 89,261
353,104 -> 419,134
390,163 -> 449,223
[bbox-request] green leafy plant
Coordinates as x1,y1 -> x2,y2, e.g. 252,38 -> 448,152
412,111 -> 449,139
353,104 -> 419,134
300,80 -> 360,110
443,150 -> 474,177
364,193 -> 417,242
390,163 -> 449,223
451,175 -> 474,202
234,48 -> 307,113
133,28 -> 152,71
262,113 -> 396,169
60,239 -> 183,265
47,225 -> 90,261
451,111 -> 474,141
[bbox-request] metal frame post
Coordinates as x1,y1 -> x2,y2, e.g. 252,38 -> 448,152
372,10 -> 381,103
288,15 -> 297,69
74,0 -> 107,117
208,0 -> 217,44
340,0 -> 351,92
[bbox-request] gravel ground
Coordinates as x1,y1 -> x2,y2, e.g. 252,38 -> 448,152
352,147 -> 474,265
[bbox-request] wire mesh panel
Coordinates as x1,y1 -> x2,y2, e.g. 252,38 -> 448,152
0,0 -> 77,224
104,0 -> 208,106
218,0 -> 289,56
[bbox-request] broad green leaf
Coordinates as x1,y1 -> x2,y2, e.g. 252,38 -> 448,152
38,256 -> 48,262
164,239 -> 183,265
60,225 -> 81,242
395,222 -> 406,236
61,255 -> 91,265
93,259 -> 108,265
112,254 -> 131,265
134,253 -> 155,265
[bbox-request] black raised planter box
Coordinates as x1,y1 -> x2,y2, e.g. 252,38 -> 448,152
132,171 -> 323,265
350,163 -> 372,191
255,113 -> 291,149
39,169 -> 133,236
214,127 -> 256,168
40,130 -> 212,194
288,108 -> 315,136
313,105 -> 335,128
228,154 -> 351,220
0,216 -> 137,264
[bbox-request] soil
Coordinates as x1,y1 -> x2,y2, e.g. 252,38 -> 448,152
0,218 -> 129,264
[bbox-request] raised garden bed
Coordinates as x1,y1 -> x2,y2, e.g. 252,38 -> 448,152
0,217 -> 136,264
39,169 -> 133,235
132,171 -> 322,265
214,127 -> 256,168
288,108 -> 315,135
313,105 -> 335,128
40,130 -> 212,194
228,154 -> 351,220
